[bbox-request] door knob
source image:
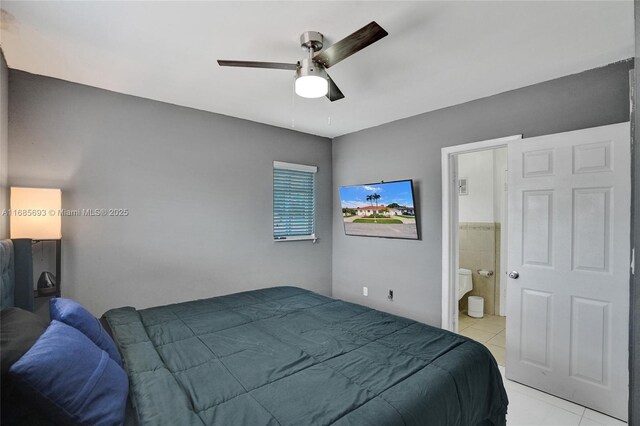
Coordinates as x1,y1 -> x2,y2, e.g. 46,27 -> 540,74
508,271 -> 520,279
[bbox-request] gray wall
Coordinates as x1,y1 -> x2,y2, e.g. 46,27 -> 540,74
630,3 -> 639,423
332,61 -> 632,326
0,52 -> 8,239
8,71 -> 332,316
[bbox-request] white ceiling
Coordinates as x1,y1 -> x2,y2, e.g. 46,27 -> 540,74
0,1 -> 634,138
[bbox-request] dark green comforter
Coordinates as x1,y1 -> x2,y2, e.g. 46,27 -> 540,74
104,287 -> 507,426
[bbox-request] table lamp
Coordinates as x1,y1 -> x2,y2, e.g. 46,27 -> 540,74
10,187 -> 62,297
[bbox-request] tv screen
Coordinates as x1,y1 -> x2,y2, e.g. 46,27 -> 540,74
339,180 -> 418,239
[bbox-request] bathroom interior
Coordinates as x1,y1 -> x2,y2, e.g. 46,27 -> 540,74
457,147 -> 507,366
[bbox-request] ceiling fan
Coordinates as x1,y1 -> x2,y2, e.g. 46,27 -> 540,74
217,21 -> 388,102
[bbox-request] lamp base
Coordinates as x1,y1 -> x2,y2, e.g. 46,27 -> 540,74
37,286 -> 57,296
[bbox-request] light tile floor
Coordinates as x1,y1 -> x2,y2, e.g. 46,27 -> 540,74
458,314 -> 627,425
499,366 -> 627,425
458,313 -> 506,365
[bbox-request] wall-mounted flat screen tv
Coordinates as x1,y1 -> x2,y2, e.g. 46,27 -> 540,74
339,179 -> 418,240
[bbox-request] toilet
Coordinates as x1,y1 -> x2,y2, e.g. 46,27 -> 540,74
457,268 -> 473,301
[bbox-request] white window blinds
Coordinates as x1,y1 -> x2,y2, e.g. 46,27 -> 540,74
273,161 -> 317,241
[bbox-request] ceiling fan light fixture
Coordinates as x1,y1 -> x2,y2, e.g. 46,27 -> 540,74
295,58 -> 328,98
218,21 -> 388,102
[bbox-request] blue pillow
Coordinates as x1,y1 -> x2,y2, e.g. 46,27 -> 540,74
50,298 -> 122,366
9,320 -> 128,426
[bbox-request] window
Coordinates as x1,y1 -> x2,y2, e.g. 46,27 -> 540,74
273,161 -> 317,241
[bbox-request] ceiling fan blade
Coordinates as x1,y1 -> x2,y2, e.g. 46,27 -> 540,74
314,21 -> 388,68
326,75 -> 345,102
217,60 -> 298,70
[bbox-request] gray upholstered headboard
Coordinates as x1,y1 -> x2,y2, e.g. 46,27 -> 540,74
0,238 -> 34,311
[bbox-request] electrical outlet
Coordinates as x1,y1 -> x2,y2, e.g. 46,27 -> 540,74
363,286 -> 368,296
388,290 -> 393,301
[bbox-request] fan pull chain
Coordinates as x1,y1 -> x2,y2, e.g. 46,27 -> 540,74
291,77 -> 296,128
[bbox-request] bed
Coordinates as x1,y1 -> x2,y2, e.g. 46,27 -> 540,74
1,238 -> 507,425
104,286 -> 508,426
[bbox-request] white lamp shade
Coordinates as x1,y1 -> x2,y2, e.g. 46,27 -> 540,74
10,187 -> 62,240
295,75 -> 328,98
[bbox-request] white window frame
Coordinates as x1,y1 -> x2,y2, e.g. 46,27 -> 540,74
273,161 -> 317,242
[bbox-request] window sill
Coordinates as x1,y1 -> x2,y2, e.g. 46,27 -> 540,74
274,235 -> 317,242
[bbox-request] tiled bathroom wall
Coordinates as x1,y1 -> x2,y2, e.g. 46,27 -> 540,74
459,222 -> 501,315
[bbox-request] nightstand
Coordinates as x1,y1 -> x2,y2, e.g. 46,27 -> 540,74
34,292 -> 54,322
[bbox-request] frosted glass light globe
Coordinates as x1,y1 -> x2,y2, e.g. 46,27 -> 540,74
295,75 -> 328,98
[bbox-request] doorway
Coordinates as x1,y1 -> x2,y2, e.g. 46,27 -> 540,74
456,147 -> 508,365
441,134 -> 521,337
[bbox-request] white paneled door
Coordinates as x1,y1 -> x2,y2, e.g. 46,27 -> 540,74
506,122 -> 630,421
